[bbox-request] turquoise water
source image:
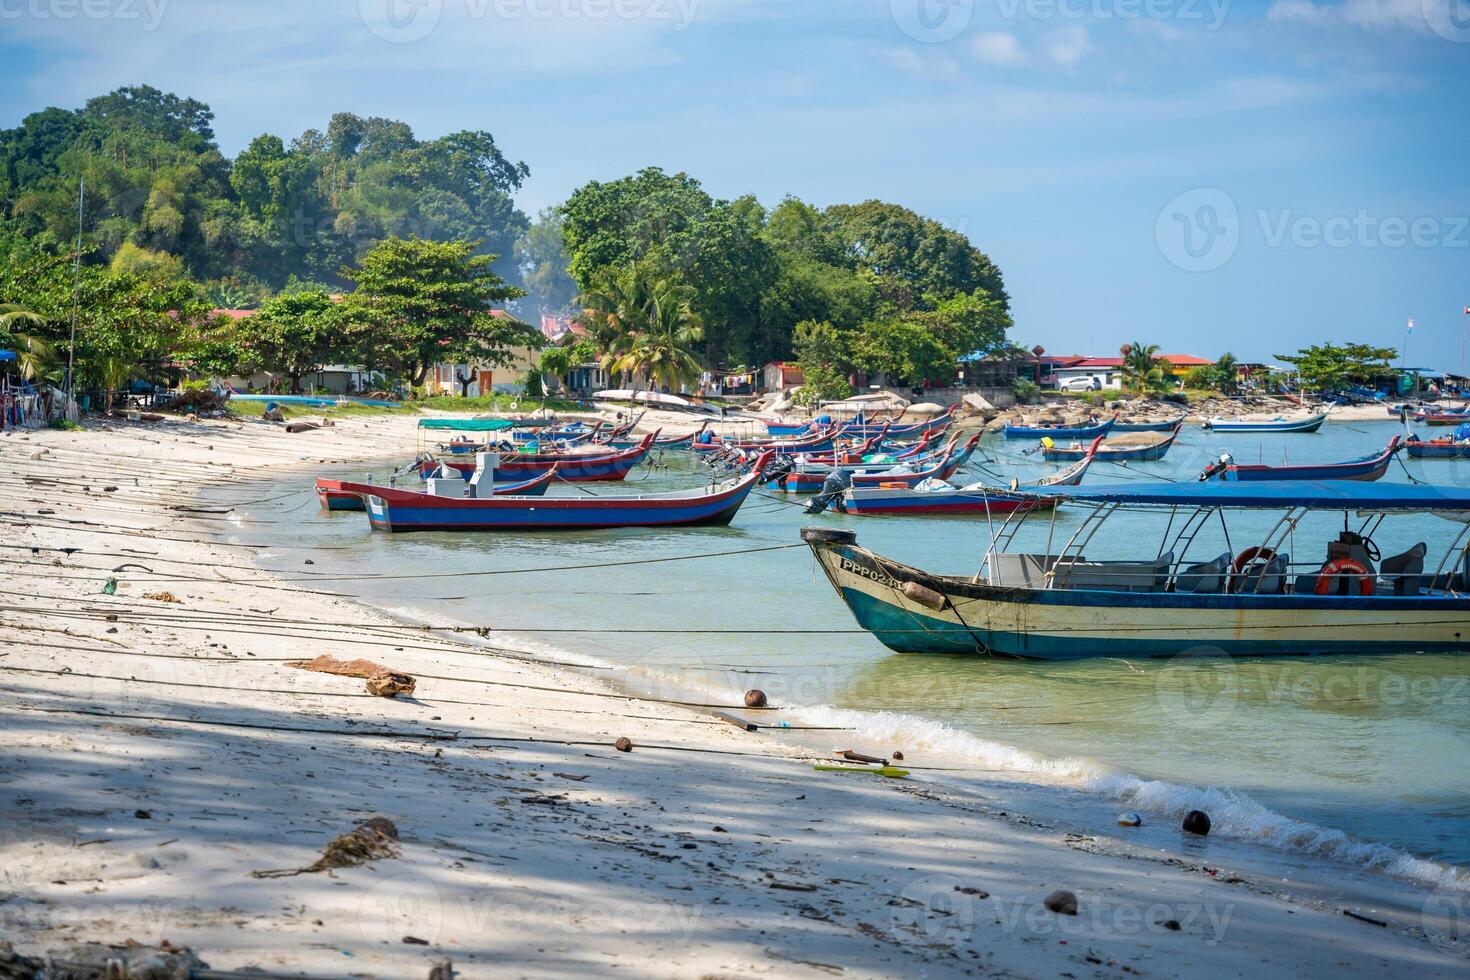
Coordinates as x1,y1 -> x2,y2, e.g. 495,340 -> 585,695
227,417 -> 1470,887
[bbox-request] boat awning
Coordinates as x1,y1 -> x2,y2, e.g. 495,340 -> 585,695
1045,480 -> 1470,515
417,419 -> 515,432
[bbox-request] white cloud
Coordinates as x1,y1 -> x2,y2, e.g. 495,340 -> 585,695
971,31 -> 1028,66
879,46 -> 961,79
1267,0 -> 1450,30
1044,25 -> 1091,65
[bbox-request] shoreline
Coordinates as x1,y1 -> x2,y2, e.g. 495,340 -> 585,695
1,414 -> 1466,977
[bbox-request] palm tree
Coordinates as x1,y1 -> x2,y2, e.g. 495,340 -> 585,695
1214,351 -> 1238,394
0,304 -> 59,384
1121,342 -> 1170,394
578,264 -> 655,387
612,280 -> 705,393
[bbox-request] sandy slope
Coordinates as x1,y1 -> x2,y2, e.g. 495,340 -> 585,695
0,413 -> 1463,979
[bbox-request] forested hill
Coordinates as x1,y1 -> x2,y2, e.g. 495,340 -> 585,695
0,85 -> 529,299
1,86 -> 1013,371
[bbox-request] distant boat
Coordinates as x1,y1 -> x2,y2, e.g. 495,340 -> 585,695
1002,414 -> 1115,440
1201,412 -> 1327,433
1041,424 -> 1181,462
777,435 -> 980,493
424,433 -> 658,482
842,441 -> 1097,516
1112,416 -> 1187,433
1200,436 -> 1401,482
1406,428 -> 1470,458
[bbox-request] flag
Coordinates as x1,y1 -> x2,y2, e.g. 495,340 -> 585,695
1408,319 -> 1415,333
1464,306 -> 1469,315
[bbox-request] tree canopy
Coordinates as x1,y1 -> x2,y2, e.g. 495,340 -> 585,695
1275,343 -> 1398,392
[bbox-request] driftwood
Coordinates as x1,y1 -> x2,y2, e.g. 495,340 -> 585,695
712,711 -> 757,732
836,749 -> 888,766
287,655 -> 417,698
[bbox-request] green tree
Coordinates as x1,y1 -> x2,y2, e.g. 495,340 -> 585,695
238,290 -> 350,392
341,236 -> 536,385
610,280 -> 705,393
1274,343 -> 1397,393
1121,342 -> 1171,394
515,207 -> 578,314
790,319 -> 852,407
579,263 -> 656,384
849,319 -> 956,387
1213,351 -> 1238,393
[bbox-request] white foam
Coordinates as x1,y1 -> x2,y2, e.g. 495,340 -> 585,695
789,702 -> 1470,892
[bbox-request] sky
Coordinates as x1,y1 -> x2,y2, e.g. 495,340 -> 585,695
1,0 -> 1467,367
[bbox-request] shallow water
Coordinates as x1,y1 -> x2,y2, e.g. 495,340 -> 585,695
224,416 -> 1470,886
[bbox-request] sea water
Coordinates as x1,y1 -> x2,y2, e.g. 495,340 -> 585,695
223,417 -> 1470,888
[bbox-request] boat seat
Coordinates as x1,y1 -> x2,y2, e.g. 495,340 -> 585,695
1378,542 -> 1426,596
989,553 -> 1074,589
1053,552 -> 1173,593
1236,553 -> 1289,595
1174,552 -> 1231,593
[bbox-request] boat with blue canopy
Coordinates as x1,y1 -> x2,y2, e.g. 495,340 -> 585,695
1406,424 -> 1470,458
801,478 -> 1470,659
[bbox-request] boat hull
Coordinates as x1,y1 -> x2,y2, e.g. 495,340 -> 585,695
1203,413 -> 1327,433
803,532 -> 1470,658
364,474 -> 761,533
1112,418 -> 1185,432
1406,442 -> 1470,459
1003,419 -> 1114,440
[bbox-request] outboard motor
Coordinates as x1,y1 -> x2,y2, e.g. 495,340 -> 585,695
764,455 -> 796,488
1199,453 -> 1233,481
805,468 -> 853,515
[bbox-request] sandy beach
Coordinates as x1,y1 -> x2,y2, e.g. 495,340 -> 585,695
1,412 -> 1465,979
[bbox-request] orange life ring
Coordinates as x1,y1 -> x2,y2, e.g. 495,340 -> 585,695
1315,558 -> 1374,596
1230,547 -> 1278,593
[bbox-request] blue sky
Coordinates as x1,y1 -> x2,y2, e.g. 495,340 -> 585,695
2,0 -> 1466,366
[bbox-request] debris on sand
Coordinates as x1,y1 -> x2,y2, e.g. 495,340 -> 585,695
288,654 -> 417,698
251,816 -> 399,879
141,591 -> 180,604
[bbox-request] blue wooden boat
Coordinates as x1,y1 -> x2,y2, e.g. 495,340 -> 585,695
1200,437 -> 1401,482
1201,412 -> 1327,433
363,456 -> 771,533
1002,414 -> 1115,441
778,435 -> 981,493
1406,427 -> 1470,458
802,480 -> 1470,659
1040,424 -> 1180,462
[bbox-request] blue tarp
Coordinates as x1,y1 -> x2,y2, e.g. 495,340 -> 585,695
1046,480 -> 1470,513
0,350 -> 15,363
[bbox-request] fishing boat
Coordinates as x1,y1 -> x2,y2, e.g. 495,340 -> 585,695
608,422 -> 710,450
801,480 -> 1470,659
1200,412 -> 1327,433
422,433 -> 658,483
1002,414 -> 1115,440
693,425 -> 841,456
1414,410 -> 1470,425
1406,426 -> 1470,458
1040,424 -> 1181,463
1112,416 -> 1187,433
765,406 -> 955,441
778,435 -> 981,494
363,455 -> 772,533
1199,436 -> 1402,483
841,440 -> 1097,516
316,469 -> 555,511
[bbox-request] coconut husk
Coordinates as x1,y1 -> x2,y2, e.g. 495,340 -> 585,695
251,816 -> 399,879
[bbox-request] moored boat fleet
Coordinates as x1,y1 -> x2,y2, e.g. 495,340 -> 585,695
308,401 -> 1470,660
